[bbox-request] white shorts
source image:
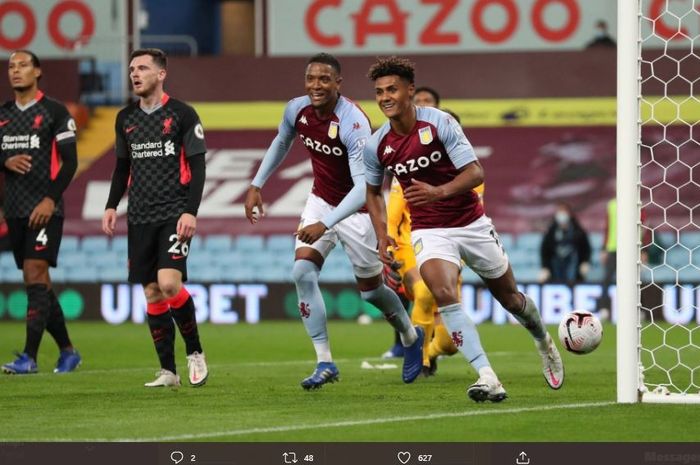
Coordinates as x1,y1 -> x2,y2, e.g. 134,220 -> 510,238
411,215 -> 509,280
296,193 -> 383,278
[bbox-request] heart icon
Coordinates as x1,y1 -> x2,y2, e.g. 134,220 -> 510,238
397,451 -> 411,464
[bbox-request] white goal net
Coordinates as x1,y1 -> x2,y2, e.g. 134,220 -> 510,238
618,0 -> 700,403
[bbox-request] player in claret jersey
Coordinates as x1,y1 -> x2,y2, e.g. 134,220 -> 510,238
0,50 -> 81,375
245,53 -> 423,389
364,57 -> 564,402
102,48 -> 208,388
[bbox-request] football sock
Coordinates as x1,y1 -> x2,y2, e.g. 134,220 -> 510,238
510,293 -> 547,342
361,284 -> 417,346
46,288 -> 73,350
428,323 -> 458,359
410,280 -> 435,365
147,301 -> 176,374
292,260 -> 332,363
438,303 -> 491,372
168,287 -> 203,355
24,284 -> 51,361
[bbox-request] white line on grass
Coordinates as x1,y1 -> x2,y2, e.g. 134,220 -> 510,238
75,401 -> 616,442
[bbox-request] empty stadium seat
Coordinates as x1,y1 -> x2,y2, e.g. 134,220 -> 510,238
61,236 -> 80,252
235,235 -> 265,252
110,236 -> 128,253
516,232 -> 542,252
204,234 -> 233,252
267,234 -> 295,253
81,236 -> 109,253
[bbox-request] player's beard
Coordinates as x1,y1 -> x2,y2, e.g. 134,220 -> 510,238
12,84 -> 30,93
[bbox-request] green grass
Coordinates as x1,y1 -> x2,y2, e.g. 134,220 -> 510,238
0,321 -> 697,442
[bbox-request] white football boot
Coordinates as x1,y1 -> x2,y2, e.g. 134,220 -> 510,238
467,367 -> 507,403
538,333 -> 564,390
144,369 -> 181,387
186,352 -> 208,387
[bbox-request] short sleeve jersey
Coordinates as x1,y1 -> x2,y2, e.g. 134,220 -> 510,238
0,91 -> 76,218
114,93 -> 206,225
278,95 -> 370,208
364,106 -> 483,231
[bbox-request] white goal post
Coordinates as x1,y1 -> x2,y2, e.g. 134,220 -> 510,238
617,0 -> 700,404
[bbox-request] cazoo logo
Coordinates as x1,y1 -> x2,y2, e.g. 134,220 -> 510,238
387,151 -> 442,176
299,134 -> 343,157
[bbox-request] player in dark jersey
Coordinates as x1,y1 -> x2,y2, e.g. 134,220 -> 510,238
0,50 -> 81,375
364,57 -> 564,402
102,48 -> 208,388
245,53 -> 424,389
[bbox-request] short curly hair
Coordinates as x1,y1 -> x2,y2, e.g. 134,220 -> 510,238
367,56 -> 415,83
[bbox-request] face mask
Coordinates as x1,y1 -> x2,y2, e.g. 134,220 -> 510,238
555,211 -> 570,225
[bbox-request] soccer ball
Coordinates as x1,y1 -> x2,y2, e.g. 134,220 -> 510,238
558,310 -> 603,354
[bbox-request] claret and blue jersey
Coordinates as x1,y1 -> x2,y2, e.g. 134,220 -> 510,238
364,106 -> 483,230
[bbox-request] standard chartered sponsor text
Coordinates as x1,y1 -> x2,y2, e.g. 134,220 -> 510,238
131,140 -> 172,159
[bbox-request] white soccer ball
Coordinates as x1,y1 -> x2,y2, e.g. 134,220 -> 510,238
558,310 -> 603,354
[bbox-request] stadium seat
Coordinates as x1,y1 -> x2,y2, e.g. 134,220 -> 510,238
61,236 -> 80,252
677,267 -> 699,282
516,232 -> 542,252
586,263 -> 605,282
512,265 -> 540,283
49,267 -> 66,282
680,232 -> 700,249
235,235 -> 265,252
66,266 -> 99,282
98,267 -> 127,282
110,236 -> 128,253
204,234 -> 233,252
460,268 -> 482,284
1,267 -> 23,283
89,251 -> 122,269
666,247 -> 691,269
650,266 -> 677,283
497,232 -> 514,251
266,234 -> 295,253
81,236 -> 109,253
0,252 -> 16,269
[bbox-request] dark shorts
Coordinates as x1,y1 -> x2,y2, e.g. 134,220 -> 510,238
128,220 -> 190,284
6,216 -> 64,269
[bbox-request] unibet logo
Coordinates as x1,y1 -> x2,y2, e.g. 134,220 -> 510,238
387,150 -> 442,176
299,134 -> 343,157
164,140 -> 175,156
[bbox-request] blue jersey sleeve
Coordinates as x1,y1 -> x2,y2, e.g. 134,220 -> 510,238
363,131 -> 385,186
251,97 -> 306,188
435,110 -> 477,169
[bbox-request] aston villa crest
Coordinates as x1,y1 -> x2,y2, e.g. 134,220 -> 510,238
328,121 -> 339,139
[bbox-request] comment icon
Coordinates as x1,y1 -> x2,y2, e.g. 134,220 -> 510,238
170,451 -> 184,464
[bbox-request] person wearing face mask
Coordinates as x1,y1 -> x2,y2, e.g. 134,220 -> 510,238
539,203 -> 592,284
586,20 -> 616,49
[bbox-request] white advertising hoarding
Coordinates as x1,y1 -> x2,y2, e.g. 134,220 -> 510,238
0,0 -> 127,60
267,0 -> 694,55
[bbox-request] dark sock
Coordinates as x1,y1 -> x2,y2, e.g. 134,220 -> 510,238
24,284 -> 51,361
46,289 -> 73,350
170,296 -> 203,355
147,312 -> 176,374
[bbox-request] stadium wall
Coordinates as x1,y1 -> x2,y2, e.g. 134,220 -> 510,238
0,59 -> 80,103
164,49 -> 694,102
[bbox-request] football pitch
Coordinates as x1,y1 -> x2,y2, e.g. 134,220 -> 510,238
0,321 -> 696,442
